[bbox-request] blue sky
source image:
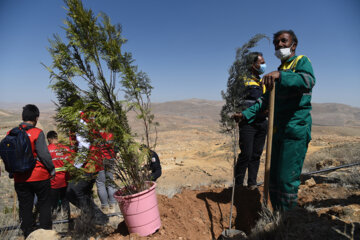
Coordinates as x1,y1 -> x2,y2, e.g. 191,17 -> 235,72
0,0 -> 359,107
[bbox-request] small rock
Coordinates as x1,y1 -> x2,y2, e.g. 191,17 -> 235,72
175,158 -> 184,166
305,178 -> 316,187
316,159 -> 341,170
26,229 -> 60,240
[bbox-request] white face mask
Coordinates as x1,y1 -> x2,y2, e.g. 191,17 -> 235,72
274,43 -> 294,60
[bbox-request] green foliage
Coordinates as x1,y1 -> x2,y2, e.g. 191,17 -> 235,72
122,68 -> 159,149
220,34 -> 269,133
3,206 -> 12,214
43,0 -> 155,195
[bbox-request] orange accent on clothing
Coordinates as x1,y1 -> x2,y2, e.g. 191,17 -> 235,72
74,111 -> 115,173
85,131 -> 115,172
14,126 -> 50,183
48,143 -> 71,189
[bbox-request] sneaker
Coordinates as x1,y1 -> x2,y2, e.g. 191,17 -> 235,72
101,205 -> 109,214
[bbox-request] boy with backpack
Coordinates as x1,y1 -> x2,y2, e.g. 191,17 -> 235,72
47,130 -> 71,219
0,104 -> 55,238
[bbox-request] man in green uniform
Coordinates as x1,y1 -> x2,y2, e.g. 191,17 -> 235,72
233,30 -> 315,210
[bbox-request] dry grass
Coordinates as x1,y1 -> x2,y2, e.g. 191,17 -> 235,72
0,218 -> 21,240
303,142 -> 360,190
248,205 -> 282,240
303,142 -> 360,172
248,204 -> 360,240
338,168 -> 360,189
333,223 -> 357,240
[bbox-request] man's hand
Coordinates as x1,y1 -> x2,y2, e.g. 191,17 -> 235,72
231,112 -> 243,122
262,71 -> 280,90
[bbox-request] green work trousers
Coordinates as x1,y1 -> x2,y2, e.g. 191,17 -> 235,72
269,122 -> 311,211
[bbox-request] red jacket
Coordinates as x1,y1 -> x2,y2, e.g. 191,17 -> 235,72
86,131 -> 115,172
48,143 -> 71,189
13,124 -> 54,183
72,112 -> 115,173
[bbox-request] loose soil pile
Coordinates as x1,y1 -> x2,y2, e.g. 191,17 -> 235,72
104,182 -> 360,240
105,186 -> 262,240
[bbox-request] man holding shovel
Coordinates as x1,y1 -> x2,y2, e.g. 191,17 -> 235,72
233,30 -> 315,210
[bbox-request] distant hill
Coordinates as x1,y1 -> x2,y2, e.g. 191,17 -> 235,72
0,102 -> 56,113
152,99 -> 223,120
1,100 -> 359,128
151,99 -> 360,127
0,109 -> 11,117
312,103 -> 360,126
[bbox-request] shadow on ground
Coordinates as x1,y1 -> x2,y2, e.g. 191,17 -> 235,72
197,186 -> 262,239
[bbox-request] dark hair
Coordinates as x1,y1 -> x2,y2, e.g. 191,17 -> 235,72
47,130 -> 58,139
245,52 -> 263,70
273,30 -> 298,45
22,104 -> 40,122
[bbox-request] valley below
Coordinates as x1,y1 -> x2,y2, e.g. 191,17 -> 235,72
1,99 -> 360,239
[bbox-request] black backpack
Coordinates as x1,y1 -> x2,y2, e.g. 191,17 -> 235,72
0,125 -> 36,173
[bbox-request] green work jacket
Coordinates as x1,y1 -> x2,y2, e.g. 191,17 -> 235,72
242,55 -> 316,134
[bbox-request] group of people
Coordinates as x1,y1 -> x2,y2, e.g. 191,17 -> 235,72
233,29 -> 315,211
7,105 -> 162,238
4,29 -> 314,237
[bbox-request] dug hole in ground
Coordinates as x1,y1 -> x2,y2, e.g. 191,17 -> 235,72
107,186 -> 262,240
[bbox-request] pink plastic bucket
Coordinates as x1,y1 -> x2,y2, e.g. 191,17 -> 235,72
113,181 -> 161,236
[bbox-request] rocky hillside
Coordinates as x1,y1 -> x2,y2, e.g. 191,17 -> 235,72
312,103 -> 360,126
153,99 -> 360,127
1,100 -> 360,138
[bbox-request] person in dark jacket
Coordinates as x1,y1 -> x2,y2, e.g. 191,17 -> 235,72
149,150 -> 162,181
234,52 -> 268,189
141,145 -> 162,181
11,104 -> 55,238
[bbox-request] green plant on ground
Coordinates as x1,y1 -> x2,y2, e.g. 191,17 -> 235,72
43,0 -> 156,195
3,206 -> 11,215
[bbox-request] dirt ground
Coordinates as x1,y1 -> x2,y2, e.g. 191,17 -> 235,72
105,186 -> 261,240
100,130 -> 360,240
1,102 -> 360,239
103,183 -> 360,240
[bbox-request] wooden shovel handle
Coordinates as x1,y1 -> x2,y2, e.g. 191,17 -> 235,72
264,84 -> 275,206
